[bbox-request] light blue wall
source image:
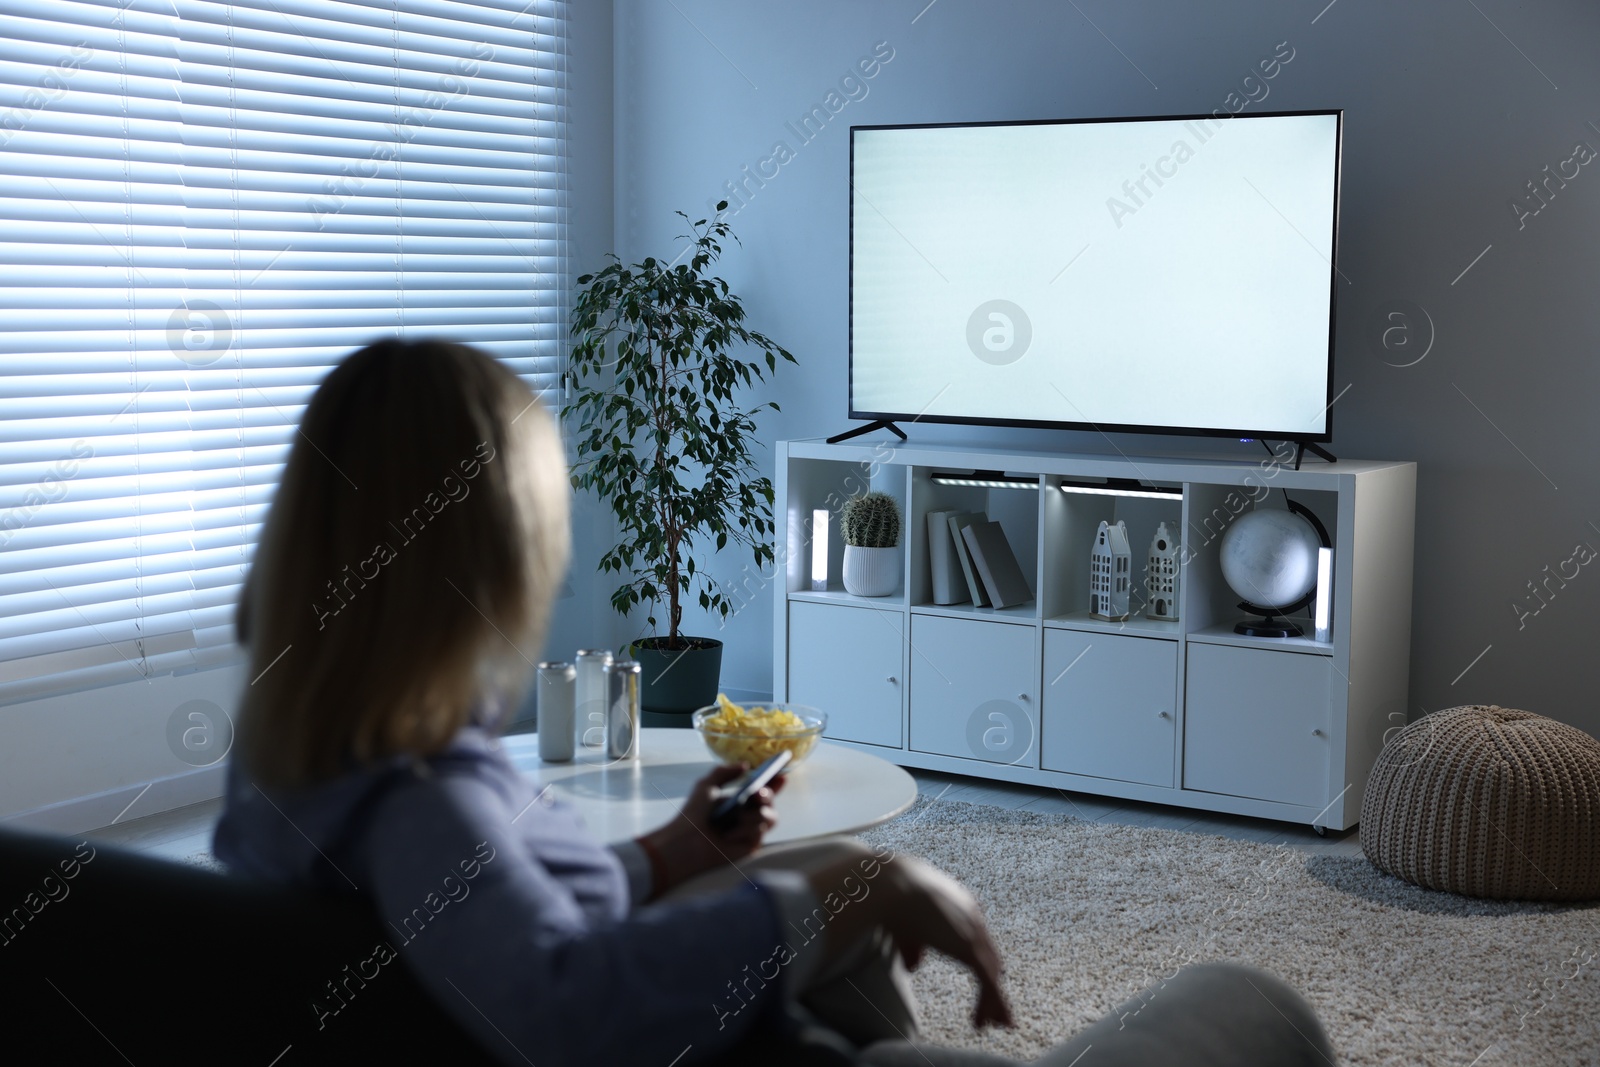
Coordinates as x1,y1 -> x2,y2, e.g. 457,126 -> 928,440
605,0 -> 1600,735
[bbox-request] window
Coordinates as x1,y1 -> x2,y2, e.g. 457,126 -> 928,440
0,0 -> 568,704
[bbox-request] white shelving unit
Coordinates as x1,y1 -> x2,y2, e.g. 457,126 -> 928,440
774,439 -> 1417,831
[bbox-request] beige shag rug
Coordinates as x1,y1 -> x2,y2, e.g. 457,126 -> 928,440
858,798 -> 1600,1066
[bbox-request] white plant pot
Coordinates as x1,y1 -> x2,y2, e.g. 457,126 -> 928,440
843,545 -> 900,597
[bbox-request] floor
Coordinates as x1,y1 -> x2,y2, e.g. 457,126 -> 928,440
903,768 -> 1364,858
83,766 -> 1363,862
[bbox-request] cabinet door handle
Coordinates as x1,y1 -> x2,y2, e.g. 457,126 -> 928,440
886,676 -> 898,685
1158,710 -> 1171,719
1017,693 -> 1029,702
1311,728 -> 1324,737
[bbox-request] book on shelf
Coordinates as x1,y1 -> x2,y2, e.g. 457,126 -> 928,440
926,509 -> 971,605
961,521 -> 1033,609
947,511 -> 990,607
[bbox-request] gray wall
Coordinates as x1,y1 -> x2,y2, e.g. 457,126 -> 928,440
602,0 -> 1600,736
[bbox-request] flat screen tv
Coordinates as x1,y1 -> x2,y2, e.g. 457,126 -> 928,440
848,109 -> 1342,445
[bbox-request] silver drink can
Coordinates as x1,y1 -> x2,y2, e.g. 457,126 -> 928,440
603,659 -> 642,761
575,649 -> 613,747
536,661 -> 576,763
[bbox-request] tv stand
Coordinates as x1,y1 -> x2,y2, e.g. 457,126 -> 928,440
826,419 -> 907,445
1291,441 -> 1337,468
774,439 -> 1415,832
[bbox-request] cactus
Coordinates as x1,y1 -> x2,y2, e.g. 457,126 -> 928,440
840,491 -> 901,548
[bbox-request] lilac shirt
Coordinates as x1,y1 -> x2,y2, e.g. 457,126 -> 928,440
212,726 -> 811,1066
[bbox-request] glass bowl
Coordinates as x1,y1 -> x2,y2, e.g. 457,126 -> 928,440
692,702 -> 826,768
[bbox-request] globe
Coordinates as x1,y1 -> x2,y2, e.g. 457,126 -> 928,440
1219,508 -> 1322,610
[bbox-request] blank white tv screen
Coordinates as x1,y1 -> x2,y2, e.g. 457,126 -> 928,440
850,111 -> 1341,439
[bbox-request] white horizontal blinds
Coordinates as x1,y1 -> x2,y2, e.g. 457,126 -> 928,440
0,0 -> 567,705
169,0 -> 568,378
0,0 -> 201,705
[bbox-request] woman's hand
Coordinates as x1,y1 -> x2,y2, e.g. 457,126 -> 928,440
799,847 -> 1014,1032
880,856 -> 1013,1030
635,763 -> 784,895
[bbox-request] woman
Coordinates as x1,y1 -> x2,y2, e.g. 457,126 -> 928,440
214,338 -> 1333,1067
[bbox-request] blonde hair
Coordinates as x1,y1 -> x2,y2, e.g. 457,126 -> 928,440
236,339 -> 571,787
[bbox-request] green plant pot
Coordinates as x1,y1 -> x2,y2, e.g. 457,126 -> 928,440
629,636 -> 723,725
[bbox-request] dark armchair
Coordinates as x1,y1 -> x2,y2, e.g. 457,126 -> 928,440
0,823 -> 502,1066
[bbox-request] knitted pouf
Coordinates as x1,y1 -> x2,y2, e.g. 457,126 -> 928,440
1361,705 -> 1600,900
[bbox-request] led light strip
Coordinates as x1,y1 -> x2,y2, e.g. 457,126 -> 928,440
1314,546 -> 1332,642
1056,483 -> 1182,500
931,474 -> 1041,490
934,476 -> 1043,489
811,508 -> 829,591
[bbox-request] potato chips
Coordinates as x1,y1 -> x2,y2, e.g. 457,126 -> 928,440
696,694 -> 821,765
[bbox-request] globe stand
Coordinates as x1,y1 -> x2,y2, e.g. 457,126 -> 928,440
1233,599 -> 1307,638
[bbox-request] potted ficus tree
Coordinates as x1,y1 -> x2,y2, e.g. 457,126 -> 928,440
564,203 -> 796,723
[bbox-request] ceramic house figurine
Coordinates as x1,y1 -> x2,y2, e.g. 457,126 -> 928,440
1145,520 -> 1180,621
1090,519 -> 1132,620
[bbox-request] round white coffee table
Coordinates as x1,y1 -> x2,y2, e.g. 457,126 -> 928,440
500,730 -> 916,845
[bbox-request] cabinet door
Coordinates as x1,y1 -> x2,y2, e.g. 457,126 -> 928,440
909,615 -> 1037,766
1040,630 -> 1176,787
788,602 -> 904,748
1182,643 -> 1332,807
